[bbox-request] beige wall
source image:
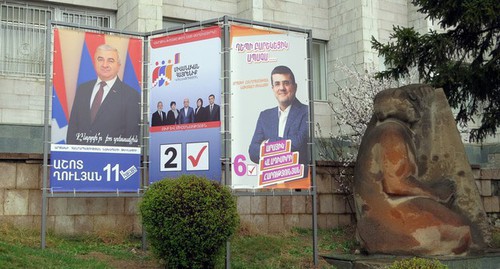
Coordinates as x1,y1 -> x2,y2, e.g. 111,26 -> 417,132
237,165 -> 355,233
0,155 -> 141,235
0,155 -> 355,235
0,77 -> 45,125
1,154 -> 498,235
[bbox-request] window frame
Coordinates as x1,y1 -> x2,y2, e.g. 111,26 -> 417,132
312,39 -> 328,101
0,1 -> 115,77
163,17 -> 196,30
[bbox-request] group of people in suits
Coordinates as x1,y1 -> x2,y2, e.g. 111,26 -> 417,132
151,94 -> 220,126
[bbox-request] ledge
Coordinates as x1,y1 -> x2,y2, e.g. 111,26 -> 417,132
322,250 -> 500,269
0,153 -> 43,162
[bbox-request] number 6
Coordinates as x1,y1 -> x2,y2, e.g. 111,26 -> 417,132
234,154 -> 247,176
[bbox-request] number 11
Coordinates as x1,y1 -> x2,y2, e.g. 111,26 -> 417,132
103,164 -> 120,181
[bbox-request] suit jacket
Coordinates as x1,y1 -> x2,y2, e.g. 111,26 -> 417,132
206,103 -> 220,121
66,78 -> 140,146
248,98 -> 309,172
166,109 -> 179,125
178,106 -> 195,124
151,110 -> 167,126
194,106 -> 208,123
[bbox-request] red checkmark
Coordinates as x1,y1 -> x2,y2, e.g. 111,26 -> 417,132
188,145 -> 208,167
248,165 -> 256,175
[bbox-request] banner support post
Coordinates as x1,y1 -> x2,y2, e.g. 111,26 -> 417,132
41,19 -> 54,250
306,28 -> 319,267
141,33 -> 150,252
222,15 -> 232,269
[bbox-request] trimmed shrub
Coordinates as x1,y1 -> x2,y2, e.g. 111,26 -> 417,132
140,175 -> 239,269
387,257 -> 447,269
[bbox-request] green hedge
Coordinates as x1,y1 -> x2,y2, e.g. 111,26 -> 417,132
140,175 -> 239,268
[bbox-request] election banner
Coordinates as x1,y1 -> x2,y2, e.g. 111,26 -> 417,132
230,25 -> 311,189
148,26 -> 222,183
50,29 -> 142,192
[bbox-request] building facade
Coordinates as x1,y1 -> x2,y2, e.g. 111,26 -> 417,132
0,0 -> 434,151
0,0 -> 498,233
2,0 -> 497,164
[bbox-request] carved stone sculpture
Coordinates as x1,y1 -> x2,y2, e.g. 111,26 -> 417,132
354,84 -> 489,255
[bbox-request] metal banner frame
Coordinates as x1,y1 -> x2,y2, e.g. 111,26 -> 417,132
221,16 -> 318,266
42,20 -> 147,248
42,15 -> 318,267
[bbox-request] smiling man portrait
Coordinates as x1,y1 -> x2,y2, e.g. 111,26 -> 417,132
248,65 -> 309,173
66,44 -> 141,147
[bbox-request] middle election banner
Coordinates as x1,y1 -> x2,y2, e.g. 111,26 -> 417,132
148,26 -> 222,183
230,25 -> 311,189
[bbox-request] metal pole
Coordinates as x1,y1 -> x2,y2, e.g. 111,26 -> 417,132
306,29 -> 319,266
141,34 -> 150,252
312,187 -> 319,266
222,15 -> 232,269
41,20 -> 53,249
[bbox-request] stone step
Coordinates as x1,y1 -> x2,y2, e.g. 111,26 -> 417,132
322,250 -> 500,269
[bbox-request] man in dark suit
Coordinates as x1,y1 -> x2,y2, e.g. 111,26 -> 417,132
248,65 -> 309,171
178,98 -> 195,124
66,44 -> 140,147
206,94 -> 220,121
151,101 -> 167,126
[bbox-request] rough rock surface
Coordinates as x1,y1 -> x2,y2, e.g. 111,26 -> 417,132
354,84 -> 489,255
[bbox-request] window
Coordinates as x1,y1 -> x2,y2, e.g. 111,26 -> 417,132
58,10 -> 112,28
0,1 -> 114,77
0,3 -> 50,76
312,40 -> 327,101
163,17 -> 195,30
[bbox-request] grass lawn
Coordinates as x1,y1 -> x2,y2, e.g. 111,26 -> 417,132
0,223 -> 357,269
2,222 -> 499,268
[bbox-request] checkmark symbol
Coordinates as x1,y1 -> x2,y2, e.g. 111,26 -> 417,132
188,145 -> 208,167
248,166 -> 256,174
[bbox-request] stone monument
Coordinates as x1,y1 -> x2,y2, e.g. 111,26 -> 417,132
354,84 -> 489,255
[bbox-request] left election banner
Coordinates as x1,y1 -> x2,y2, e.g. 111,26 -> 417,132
50,29 -> 142,192
148,26 -> 222,183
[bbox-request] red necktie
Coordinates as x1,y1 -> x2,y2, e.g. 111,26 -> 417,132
91,81 -> 106,123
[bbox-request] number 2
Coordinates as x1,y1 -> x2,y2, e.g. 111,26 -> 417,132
164,147 -> 177,169
160,144 -> 182,172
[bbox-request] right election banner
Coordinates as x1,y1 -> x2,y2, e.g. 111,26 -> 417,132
230,25 -> 311,189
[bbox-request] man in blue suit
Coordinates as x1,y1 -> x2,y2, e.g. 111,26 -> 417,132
248,65 -> 309,173
178,98 -> 195,124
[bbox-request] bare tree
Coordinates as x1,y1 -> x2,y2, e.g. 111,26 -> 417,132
316,61 -> 416,211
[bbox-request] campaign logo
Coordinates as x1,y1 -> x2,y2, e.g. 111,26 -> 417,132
174,63 -> 199,81
152,53 -> 180,88
258,139 -> 304,186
